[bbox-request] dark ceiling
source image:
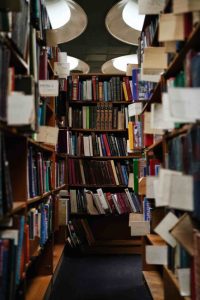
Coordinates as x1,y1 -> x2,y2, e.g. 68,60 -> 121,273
60,0 -> 137,73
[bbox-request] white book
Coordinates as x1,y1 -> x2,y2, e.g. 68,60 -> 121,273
83,136 -> 91,156
96,188 -> 109,211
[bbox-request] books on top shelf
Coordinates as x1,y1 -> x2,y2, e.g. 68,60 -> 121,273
69,75 -> 133,102
69,188 -> 141,215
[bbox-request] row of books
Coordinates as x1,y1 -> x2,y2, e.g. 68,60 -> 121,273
28,147 -> 53,198
0,132 -> 13,218
67,131 -> 127,157
0,215 -> 29,299
69,75 -> 133,101
27,196 -> 53,246
55,159 -> 65,188
70,188 -> 141,215
68,159 -> 131,186
69,104 -> 128,130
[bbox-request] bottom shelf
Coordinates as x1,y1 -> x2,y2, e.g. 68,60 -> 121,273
53,244 -> 65,272
26,275 -> 52,300
143,271 -> 164,300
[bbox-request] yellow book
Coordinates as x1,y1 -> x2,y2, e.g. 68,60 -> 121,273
122,81 -> 128,101
128,121 -> 134,150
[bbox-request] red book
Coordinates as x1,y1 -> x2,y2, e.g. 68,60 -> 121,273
102,134 -> 111,156
149,158 -> 160,176
39,48 -> 48,80
92,75 -> 97,101
105,192 -> 116,213
144,134 -> 154,147
123,76 -> 132,101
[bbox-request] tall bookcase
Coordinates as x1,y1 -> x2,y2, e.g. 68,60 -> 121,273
131,0 -> 200,299
0,1 -> 68,299
60,73 -> 144,254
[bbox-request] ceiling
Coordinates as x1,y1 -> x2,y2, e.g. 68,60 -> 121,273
60,0 -> 138,73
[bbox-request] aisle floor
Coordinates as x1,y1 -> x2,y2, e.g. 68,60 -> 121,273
50,253 -> 152,300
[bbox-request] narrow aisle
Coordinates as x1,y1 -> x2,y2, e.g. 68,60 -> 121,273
50,254 -> 152,300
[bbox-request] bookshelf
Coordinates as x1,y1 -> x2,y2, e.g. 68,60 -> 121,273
62,73 -> 144,254
132,1 -> 200,299
0,1 -> 68,299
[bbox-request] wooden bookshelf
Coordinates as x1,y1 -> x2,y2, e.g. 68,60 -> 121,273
53,244 -> 65,272
27,192 -> 52,205
68,155 -> 141,159
70,128 -> 128,133
26,275 -> 52,300
139,7 -> 200,300
143,271 -> 164,300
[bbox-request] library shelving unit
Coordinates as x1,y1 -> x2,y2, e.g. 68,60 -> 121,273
0,1 -> 67,299
61,73 -> 144,254
135,0 -> 200,299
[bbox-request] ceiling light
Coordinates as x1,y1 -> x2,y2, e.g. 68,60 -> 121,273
46,0 -> 71,29
105,0 -> 144,45
112,54 -> 138,72
122,0 -> 145,31
45,0 -> 87,46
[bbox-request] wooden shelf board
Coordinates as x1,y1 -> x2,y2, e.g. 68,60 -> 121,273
27,191 -> 52,205
28,138 -> 55,152
70,128 -> 127,133
26,275 -> 52,300
71,213 -> 131,218
53,244 -> 65,272
53,184 -> 67,193
11,202 -> 26,213
145,138 -> 163,152
56,153 -> 67,158
68,155 -> 141,159
166,124 -> 192,140
68,184 -> 127,189
146,234 -> 166,245
69,100 -> 133,105
143,271 -> 164,300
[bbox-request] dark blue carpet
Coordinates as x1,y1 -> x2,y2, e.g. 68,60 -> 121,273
50,254 -> 152,300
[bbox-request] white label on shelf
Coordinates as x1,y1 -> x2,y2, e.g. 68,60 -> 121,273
130,221 -> 150,236
151,103 -> 174,130
146,176 -> 156,198
128,102 -> 143,117
170,174 -> 194,211
39,80 -> 59,96
8,92 -> 35,125
154,212 -> 179,247
168,87 -> 200,122
159,13 -> 184,42
177,268 -> 191,296
36,125 -> 59,145
146,245 -> 168,265
54,62 -> 70,78
138,0 -> 165,14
